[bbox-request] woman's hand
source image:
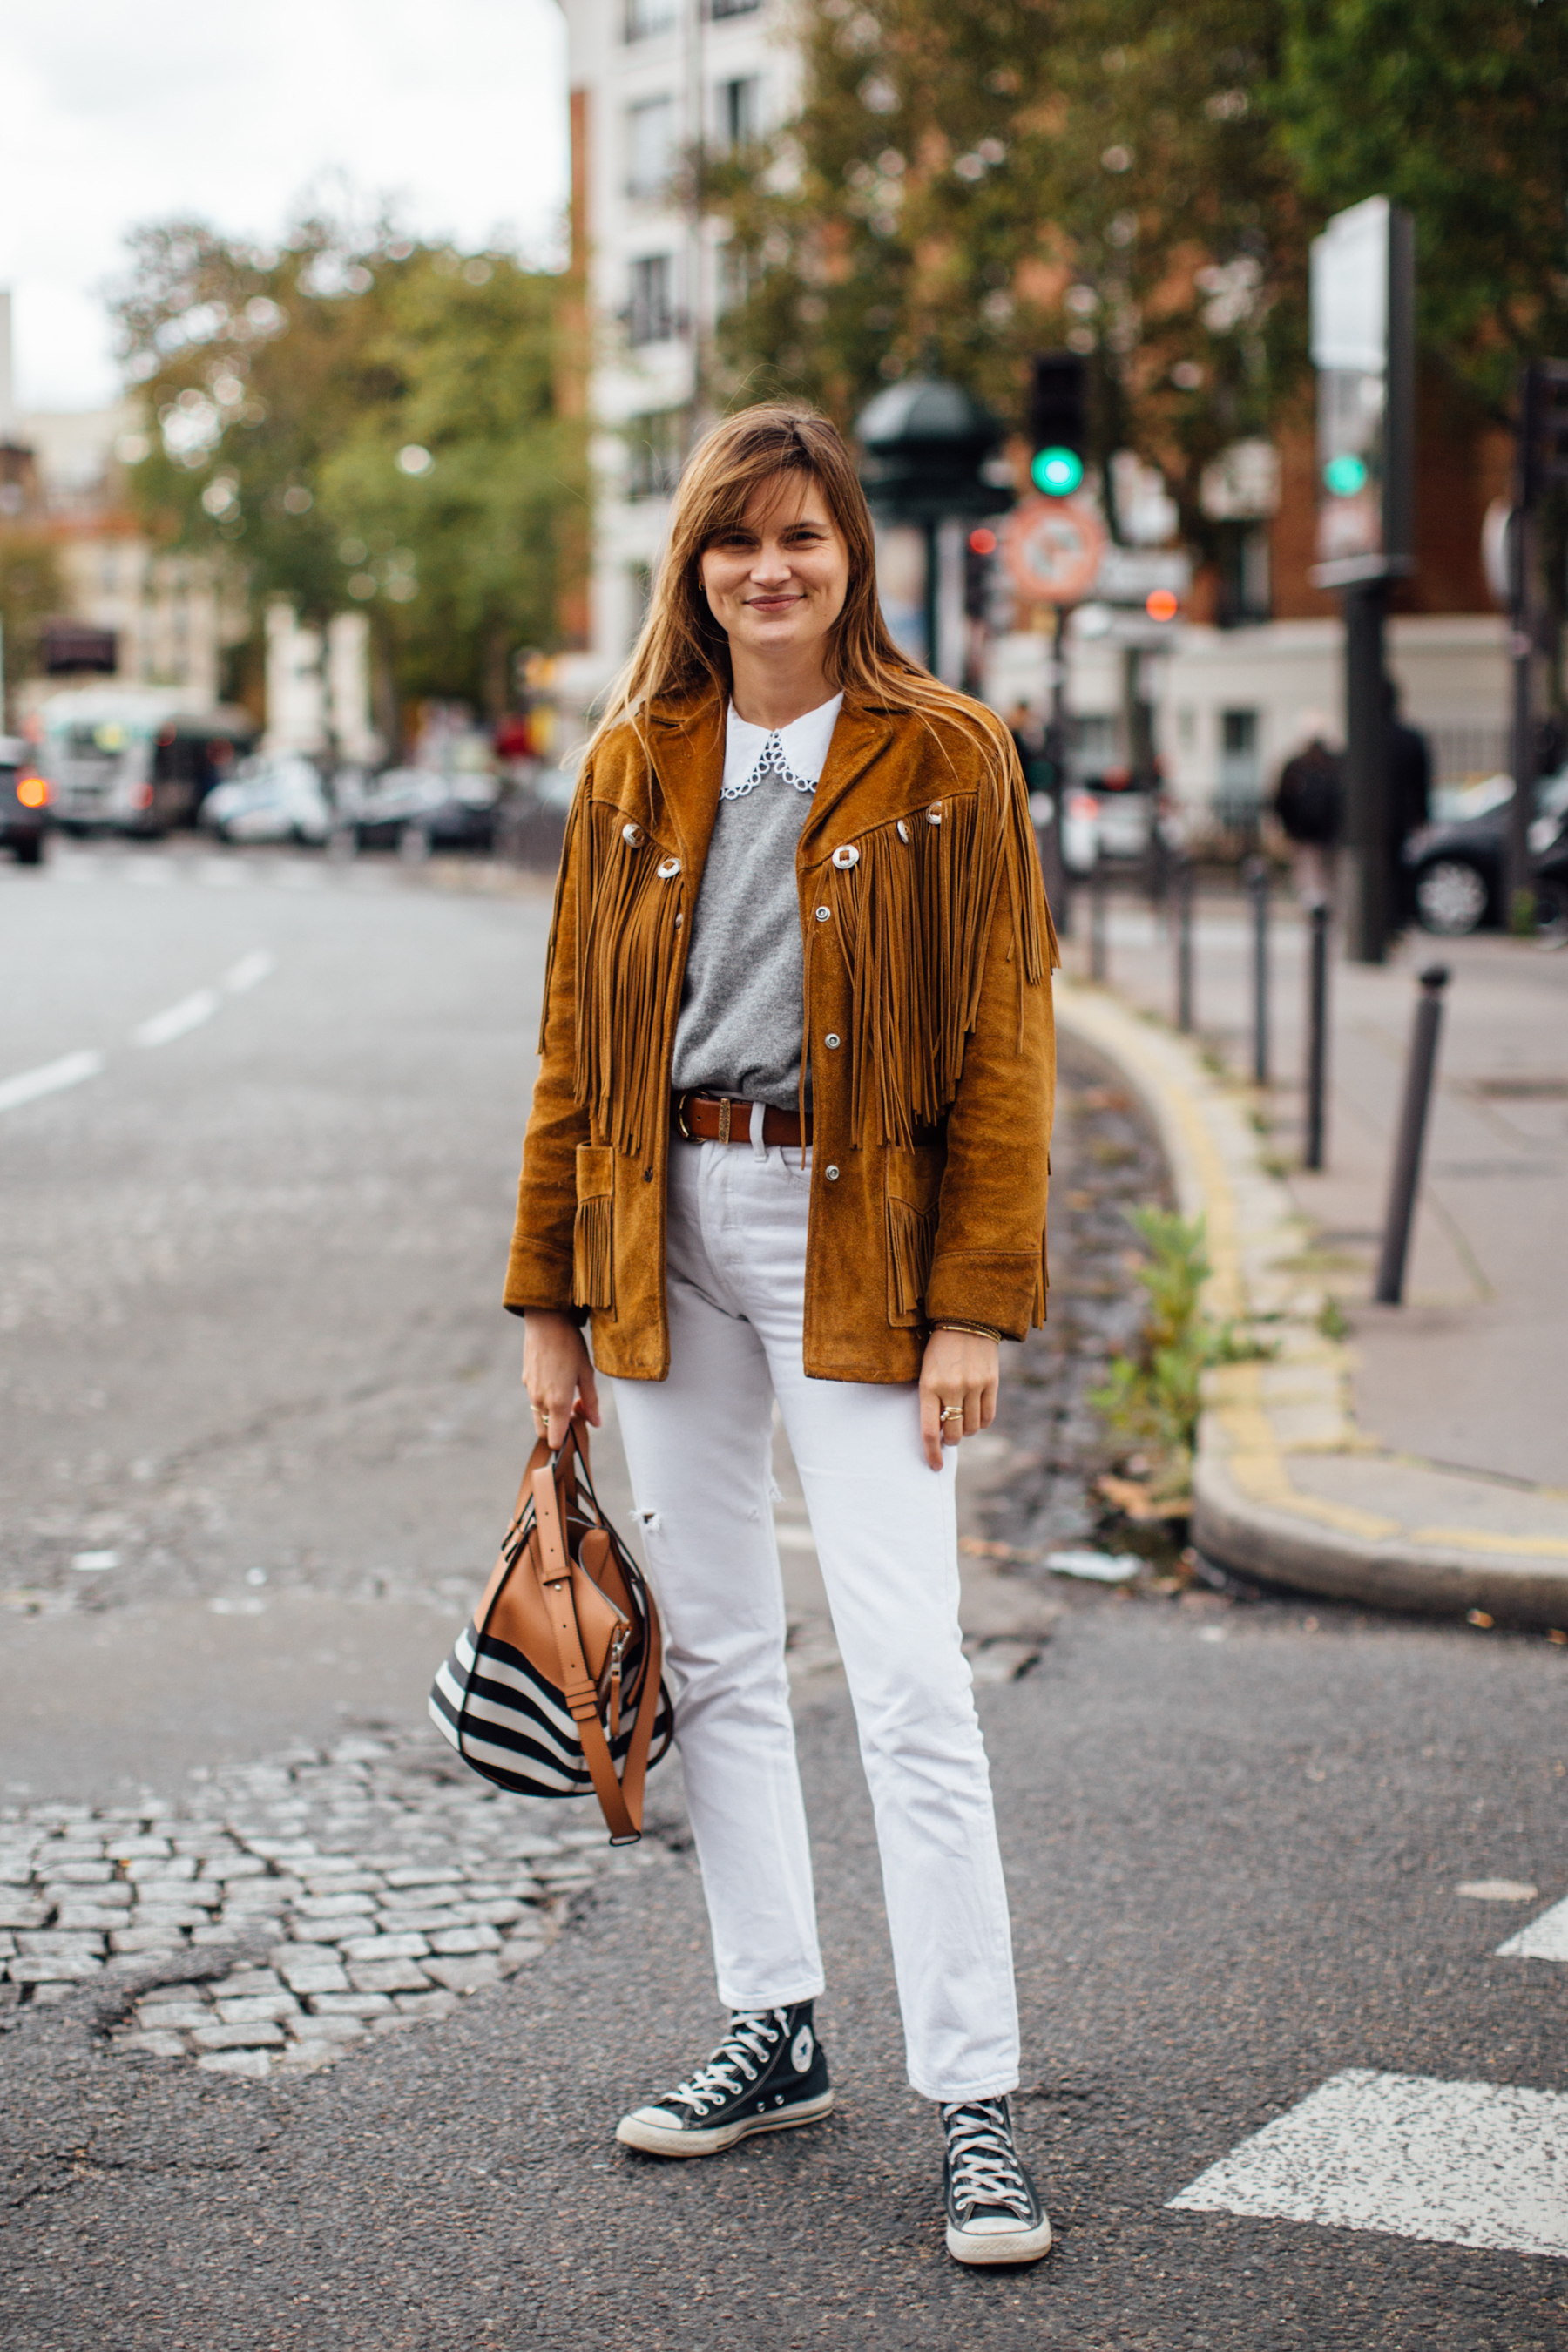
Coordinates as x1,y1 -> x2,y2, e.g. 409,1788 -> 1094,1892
522,1310 -> 601,1450
918,1328 -> 999,1471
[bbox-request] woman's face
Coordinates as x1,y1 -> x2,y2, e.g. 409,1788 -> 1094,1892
698,475 -> 851,666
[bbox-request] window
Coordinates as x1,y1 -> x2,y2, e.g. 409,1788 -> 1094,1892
626,562 -> 653,648
1219,709 -> 1260,799
625,0 -> 676,38
625,410 -> 688,500
715,240 -> 753,314
707,0 -> 762,17
626,96 -> 676,198
717,74 -> 761,149
627,254 -> 676,346
1216,522 -> 1272,627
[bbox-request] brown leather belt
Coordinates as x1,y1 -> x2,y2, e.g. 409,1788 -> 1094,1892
674,1092 -> 809,1146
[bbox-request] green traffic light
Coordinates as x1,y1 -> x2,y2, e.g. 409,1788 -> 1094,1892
1323,453 -> 1369,497
1031,446 -> 1085,497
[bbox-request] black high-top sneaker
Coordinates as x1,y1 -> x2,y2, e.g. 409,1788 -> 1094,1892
615,2002 -> 833,2158
941,2095 -> 1053,2266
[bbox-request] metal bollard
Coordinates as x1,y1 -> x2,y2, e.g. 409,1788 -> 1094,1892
1246,856 -> 1270,1086
1175,856 -> 1194,1032
1303,899 -> 1329,1171
1090,855 -> 1108,983
1375,965 -> 1450,1305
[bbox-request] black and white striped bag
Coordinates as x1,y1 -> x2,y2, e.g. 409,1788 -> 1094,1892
429,1417 -> 672,1843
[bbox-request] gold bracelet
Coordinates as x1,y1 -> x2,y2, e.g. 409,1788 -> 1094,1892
934,1320 -> 1002,1343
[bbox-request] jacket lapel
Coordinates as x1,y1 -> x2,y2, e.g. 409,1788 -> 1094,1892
797,693 -> 896,860
643,687 -> 727,880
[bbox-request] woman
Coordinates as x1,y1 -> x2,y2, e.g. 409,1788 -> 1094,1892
511,404 -> 1057,2268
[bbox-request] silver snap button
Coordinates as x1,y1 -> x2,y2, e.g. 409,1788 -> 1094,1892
674,911 -> 683,927
825,1164 -> 840,1181
926,803 -> 943,826
896,819 -> 910,843
815,905 -> 831,922
622,821 -> 644,847
656,855 -> 681,879
824,1032 -> 841,1050
830,843 -> 860,869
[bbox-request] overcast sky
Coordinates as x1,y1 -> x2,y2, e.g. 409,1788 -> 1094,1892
3,0 -> 569,413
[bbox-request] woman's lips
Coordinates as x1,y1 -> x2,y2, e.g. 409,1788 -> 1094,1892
747,593 -> 802,611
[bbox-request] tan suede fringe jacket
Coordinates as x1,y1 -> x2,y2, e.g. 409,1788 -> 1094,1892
504,685 -> 1058,1384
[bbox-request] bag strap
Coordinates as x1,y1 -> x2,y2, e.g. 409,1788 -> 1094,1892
531,1460 -> 641,1844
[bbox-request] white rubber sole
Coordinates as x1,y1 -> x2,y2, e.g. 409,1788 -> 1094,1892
946,2212 -> 1053,2267
615,2087 -> 835,2159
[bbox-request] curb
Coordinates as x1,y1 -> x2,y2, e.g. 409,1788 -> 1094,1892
1052,978 -> 1568,1627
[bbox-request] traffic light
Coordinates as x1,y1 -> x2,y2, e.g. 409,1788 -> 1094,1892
964,524 -> 997,619
1518,360 -> 1568,511
1029,353 -> 1087,498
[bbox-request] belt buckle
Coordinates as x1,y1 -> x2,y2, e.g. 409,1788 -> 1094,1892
675,1092 -> 694,1141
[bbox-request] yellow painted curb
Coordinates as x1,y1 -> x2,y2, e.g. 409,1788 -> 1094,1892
1053,977 -> 1568,1625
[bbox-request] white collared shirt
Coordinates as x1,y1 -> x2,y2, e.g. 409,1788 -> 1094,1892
720,693 -> 845,801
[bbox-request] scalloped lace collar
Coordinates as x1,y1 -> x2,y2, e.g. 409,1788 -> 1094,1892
720,693 -> 844,801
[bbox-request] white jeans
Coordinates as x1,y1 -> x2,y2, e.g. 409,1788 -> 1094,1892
606,1128 -> 1020,2104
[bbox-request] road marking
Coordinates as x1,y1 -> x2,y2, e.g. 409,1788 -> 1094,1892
1497,1896 -> 1568,1961
223,950 -> 275,993
132,988 -> 222,1048
1168,2068 -> 1568,2259
1456,1879 -> 1538,1903
0,1048 -> 105,1115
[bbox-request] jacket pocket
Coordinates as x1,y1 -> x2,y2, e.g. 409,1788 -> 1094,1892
572,1145 -> 616,1313
885,1144 -> 944,1325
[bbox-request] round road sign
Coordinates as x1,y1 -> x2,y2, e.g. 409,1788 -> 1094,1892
1002,494 -> 1108,607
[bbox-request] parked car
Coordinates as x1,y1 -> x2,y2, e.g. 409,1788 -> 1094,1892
199,755 -> 333,846
1404,767 -> 1568,936
38,689 -> 253,835
1060,768 -> 1160,875
331,767 -> 500,859
0,737 -> 50,864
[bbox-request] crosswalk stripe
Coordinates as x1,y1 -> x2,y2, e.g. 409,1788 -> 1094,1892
1497,1896 -> 1568,1962
0,1048 -> 105,1115
132,989 -> 222,1048
1168,2068 -> 1568,2259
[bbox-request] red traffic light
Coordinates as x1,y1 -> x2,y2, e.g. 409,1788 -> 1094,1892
968,526 -> 997,555
1145,588 -> 1179,623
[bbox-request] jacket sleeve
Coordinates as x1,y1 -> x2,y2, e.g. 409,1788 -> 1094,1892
923,755 -> 1056,1340
503,778 -> 594,1317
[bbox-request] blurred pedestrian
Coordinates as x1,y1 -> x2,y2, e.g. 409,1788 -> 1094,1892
1273,711 -> 1343,905
510,404 -> 1058,2268
1385,681 -> 1431,929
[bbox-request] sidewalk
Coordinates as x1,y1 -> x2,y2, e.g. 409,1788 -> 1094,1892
1052,886 -> 1568,1624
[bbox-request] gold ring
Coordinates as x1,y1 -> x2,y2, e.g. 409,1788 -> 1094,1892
940,1405 -> 963,1423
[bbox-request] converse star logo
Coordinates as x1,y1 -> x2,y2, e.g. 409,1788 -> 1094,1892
790,2025 -> 814,2074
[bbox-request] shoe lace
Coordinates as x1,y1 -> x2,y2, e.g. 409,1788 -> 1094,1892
942,2098 -> 1033,2220
664,2011 -> 784,2119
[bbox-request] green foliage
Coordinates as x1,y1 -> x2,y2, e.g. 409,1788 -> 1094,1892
1276,0 -> 1568,413
109,210 -> 583,720
0,529 -> 65,714
711,0 -> 1308,558
1090,1206 -> 1261,1469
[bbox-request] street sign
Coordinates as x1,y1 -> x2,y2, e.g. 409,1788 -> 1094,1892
1092,546 -> 1192,603
1002,494 -> 1107,607
1308,196 -> 1415,586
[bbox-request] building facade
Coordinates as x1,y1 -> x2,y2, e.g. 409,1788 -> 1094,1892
558,0 -> 798,717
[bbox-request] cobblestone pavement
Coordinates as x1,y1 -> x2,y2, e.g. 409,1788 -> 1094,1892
0,1725 -> 659,2081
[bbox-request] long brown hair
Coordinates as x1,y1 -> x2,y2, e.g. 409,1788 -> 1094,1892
591,402 -> 1004,762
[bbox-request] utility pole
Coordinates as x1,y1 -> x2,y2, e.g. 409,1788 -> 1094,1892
1309,198 -> 1416,965
1507,361 -> 1568,922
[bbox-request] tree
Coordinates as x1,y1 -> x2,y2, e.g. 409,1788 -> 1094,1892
110,209 -> 583,729
0,528 -> 65,727
1278,0 -> 1568,415
710,0 -> 1309,556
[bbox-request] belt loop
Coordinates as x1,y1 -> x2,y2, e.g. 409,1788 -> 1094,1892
717,1097 -> 731,1146
748,1098 -> 767,1162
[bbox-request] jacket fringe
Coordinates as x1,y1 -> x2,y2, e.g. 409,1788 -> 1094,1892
571,801 -> 685,1162
572,1193 -> 616,1312
887,1194 -> 938,1318
832,767 -> 1051,1146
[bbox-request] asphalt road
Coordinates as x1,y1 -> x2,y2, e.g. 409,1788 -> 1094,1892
2,838 -> 1565,2348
